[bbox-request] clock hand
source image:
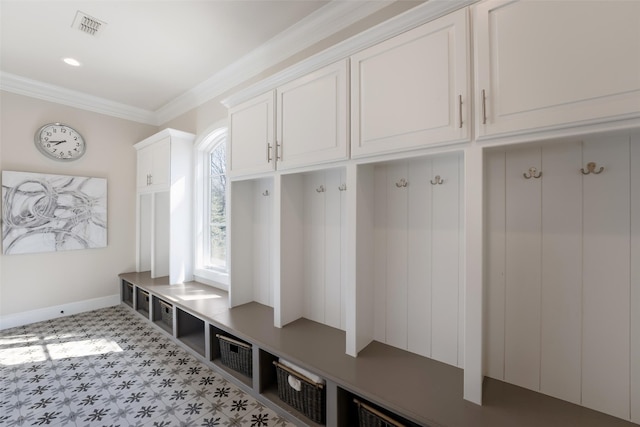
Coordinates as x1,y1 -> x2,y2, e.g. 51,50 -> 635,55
49,140 -> 67,145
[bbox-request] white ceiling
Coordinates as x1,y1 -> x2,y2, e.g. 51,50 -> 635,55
0,0 -> 399,124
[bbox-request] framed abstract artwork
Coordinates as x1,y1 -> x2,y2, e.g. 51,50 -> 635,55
2,171 -> 107,255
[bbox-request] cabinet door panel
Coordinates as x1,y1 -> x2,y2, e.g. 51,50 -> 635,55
150,138 -> 170,189
137,147 -> 152,190
229,92 -> 275,177
540,142 -> 582,404
351,8 -> 469,157
582,137 -> 630,419
475,0 -> 640,138
277,61 -> 348,170
504,146 -> 542,391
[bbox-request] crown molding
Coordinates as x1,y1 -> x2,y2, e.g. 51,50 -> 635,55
222,0 -> 475,108
0,72 -> 158,125
155,0 -> 395,124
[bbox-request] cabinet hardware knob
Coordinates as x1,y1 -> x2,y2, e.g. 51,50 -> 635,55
523,167 -> 542,179
430,175 -> 444,185
581,162 -> 604,175
481,89 -> 487,125
395,178 -> 408,188
459,94 -> 463,129
338,183 -> 347,191
316,185 -> 325,193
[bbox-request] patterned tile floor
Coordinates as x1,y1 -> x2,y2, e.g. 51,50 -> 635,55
0,305 -> 297,427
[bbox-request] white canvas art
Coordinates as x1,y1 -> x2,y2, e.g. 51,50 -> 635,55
2,171 -> 107,254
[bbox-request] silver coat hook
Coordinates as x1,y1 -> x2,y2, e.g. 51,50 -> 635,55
523,167 -> 542,179
581,162 -> 604,175
395,178 -> 408,188
262,190 -> 269,196
338,183 -> 347,191
430,175 -> 444,185
316,185 -> 325,193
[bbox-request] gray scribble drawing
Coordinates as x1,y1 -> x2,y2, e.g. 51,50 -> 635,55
2,171 -> 107,254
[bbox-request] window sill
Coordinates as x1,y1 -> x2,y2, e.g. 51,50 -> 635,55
194,268 -> 229,291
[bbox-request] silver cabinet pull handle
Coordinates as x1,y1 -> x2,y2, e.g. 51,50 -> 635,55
459,94 -> 463,129
482,89 -> 487,125
276,142 -> 282,161
267,143 -> 272,162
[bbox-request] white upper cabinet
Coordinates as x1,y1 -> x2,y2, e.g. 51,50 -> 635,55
350,8 -> 470,158
228,91 -> 276,178
137,136 -> 171,192
474,0 -> 640,139
277,60 -> 349,170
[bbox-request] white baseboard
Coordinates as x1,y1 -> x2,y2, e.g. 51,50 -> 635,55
0,294 -> 121,330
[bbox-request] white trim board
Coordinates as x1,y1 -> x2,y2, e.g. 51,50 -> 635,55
0,294 -> 121,330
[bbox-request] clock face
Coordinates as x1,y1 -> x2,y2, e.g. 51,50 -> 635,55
35,123 -> 86,161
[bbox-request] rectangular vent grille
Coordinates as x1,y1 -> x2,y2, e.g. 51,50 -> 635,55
72,11 -> 106,37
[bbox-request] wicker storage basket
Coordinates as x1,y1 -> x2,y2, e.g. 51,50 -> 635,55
138,290 -> 150,312
217,334 -> 252,377
354,399 -> 406,427
158,299 -> 173,327
274,360 -> 325,424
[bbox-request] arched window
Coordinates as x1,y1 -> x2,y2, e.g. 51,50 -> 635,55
194,122 -> 228,289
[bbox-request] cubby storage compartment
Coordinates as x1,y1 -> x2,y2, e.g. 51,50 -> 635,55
273,359 -> 326,425
484,134 -> 640,422
279,167 -> 347,329
152,296 -> 174,335
176,308 -> 206,357
351,153 -> 464,366
209,325 -> 252,387
229,177 -> 274,309
337,388 -> 422,427
122,280 -> 134,307
136,288 -> 150,318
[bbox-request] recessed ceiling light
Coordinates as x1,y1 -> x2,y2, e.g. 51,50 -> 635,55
63,57 -> 81,67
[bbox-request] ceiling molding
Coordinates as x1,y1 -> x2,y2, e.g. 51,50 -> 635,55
0,72 -> 158,125
222,0 -> 475,108
154,0 -> 395,124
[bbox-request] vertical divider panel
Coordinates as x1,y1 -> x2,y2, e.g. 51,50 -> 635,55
340,168 -> 348,332
230,180 -> 255,307
153,191 -> 170,279
540,141 -> 582,404
304,172 -> 326,324
431,155 -> 461,366
504,147 -> 542,391
457,152 -> 465,368
253,178 -> 273,307
325,170 -> 344,330
385,162 -> 409,350
350,164 -> 375,355
406,159 -> 431,358
581,136 -> 630,420
485,150 -> 506,380
631,133 -> 640,424
279,175 -> 305,327
373,165 -> 388,343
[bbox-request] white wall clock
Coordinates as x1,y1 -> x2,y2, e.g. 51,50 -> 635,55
34,123 -> 86,161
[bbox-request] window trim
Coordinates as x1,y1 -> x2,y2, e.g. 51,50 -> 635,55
193,121 -> 229,290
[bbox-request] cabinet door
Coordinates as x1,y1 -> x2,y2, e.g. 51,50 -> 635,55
137,146 -> 152,190
228,91 -> 276,177
149,137 -> 170,190
351,8 -> 470,158
474,0 -> 640,138
277,60 -> 348,170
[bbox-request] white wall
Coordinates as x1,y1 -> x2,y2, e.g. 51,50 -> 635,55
0,91 -> 157,326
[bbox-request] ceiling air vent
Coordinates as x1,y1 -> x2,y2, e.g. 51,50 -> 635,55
72,11 -> 106,37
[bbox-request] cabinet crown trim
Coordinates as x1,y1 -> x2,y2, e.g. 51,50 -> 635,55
134,128 -> 196,151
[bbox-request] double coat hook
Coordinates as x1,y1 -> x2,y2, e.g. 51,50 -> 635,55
523,167 -> 542,179
581,162 -> 604,175
430,175 -> 444,185
395,178 -> 408,188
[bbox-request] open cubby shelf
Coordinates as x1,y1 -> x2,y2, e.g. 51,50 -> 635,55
119,271 -> 637,427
